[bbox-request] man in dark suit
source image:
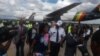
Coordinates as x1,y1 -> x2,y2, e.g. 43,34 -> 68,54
15,19 -> 27,56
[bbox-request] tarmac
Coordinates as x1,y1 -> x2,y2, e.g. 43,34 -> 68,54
5,37 -> 93,56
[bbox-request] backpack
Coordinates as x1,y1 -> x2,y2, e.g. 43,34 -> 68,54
66,34 -> 78,46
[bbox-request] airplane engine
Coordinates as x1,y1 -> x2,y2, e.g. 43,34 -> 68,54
73,12 -> 87,21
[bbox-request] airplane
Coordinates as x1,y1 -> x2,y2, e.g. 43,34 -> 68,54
0,3 -> 81,43
0,2 -> 100,23
30,3 -> 81,21
42,3 -> 100,22
1,3 -> 100,23
30,3 -> 100,22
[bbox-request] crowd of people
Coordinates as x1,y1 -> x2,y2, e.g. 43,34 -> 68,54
0,18 -> 94,56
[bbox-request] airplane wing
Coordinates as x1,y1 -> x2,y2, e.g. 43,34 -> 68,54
44,3 -> 81,21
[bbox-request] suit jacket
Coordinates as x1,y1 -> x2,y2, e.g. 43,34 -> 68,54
14,25 -> 27,43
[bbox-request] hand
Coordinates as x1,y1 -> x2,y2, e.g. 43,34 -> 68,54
46,49 -> 50,54
8,39 -> 12,42
26,40 -> 29,44
27,52 -> 33,56
28,48 -> 34,56
33,53 -> 36,56
60,41 -> 63,48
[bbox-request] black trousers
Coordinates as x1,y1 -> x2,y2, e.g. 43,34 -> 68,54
65,46 -> 77,56
78,37 -> 90,56
78,44 -> 89,56
50,42 -> 60,56
16,41 -> 24,56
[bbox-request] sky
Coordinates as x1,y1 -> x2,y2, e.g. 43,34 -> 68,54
0,0 -> 100,19
41,0 -> 58,3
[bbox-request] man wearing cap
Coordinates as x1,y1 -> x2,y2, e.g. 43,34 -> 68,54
49,20 -> 66,56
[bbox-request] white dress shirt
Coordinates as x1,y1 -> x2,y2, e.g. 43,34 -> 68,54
32,29 -> 36,39
49,26 -> 66,43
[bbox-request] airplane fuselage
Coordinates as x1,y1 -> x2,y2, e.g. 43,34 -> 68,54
61,12 -> 100,21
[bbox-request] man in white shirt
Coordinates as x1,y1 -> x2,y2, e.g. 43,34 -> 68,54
49,20 -> 66,56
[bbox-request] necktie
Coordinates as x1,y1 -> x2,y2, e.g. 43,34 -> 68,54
56,28 -> 59,43
20,26 -> 24,39
20,26 -> 23,35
